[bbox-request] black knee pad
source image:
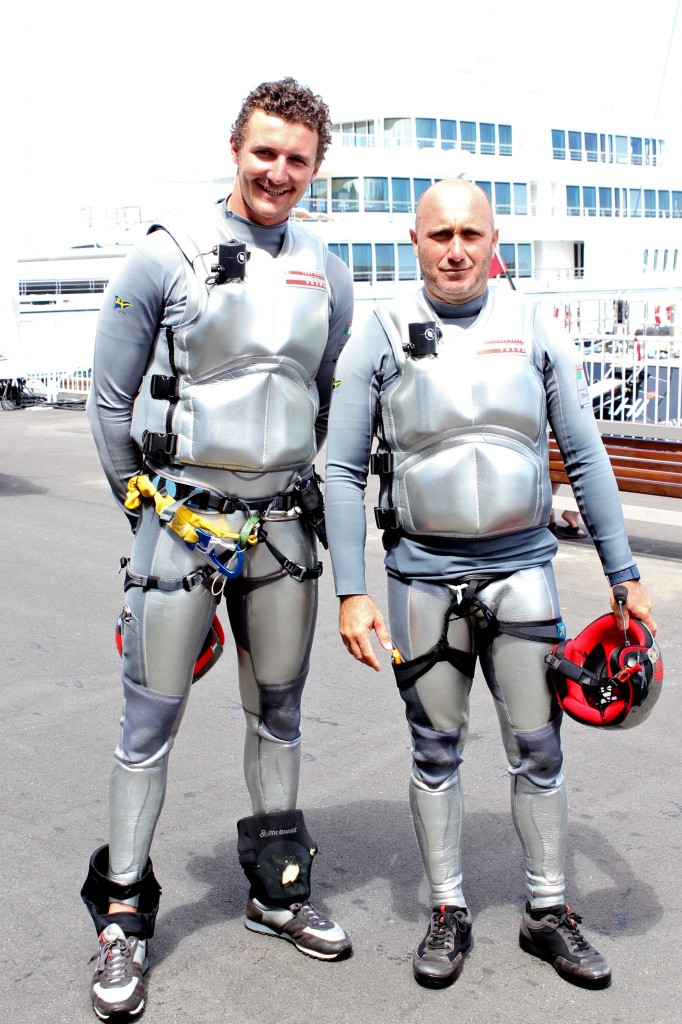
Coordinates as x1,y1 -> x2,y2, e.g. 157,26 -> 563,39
237,810 -> 317,907
80,845 -> 162,939
259,675 -> 306,742
512,711 -> 564,788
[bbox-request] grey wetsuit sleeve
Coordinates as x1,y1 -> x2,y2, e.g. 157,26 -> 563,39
86,230 -> 186,522
314,252 -> 354,451
537,305 -> 635,575
325,309 -> 397,595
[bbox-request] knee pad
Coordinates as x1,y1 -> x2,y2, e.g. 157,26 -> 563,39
116,675 -> 184,766
237,810 -> 316,907
259,673 -> 306,742
510,711 -> 564,788
81,845 -> 161,939
401,685 -> 464,788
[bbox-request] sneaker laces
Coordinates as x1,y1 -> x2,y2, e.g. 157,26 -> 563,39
289,902 -> 328,927
91,934 -> 134,983
426,905 -> 466,951
557,907 -> 592,952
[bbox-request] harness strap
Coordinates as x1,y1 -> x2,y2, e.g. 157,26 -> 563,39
123,565 -> 215,594
258,528 -> 323,582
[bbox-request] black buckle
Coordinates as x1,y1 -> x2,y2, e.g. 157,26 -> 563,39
374,506 -> 401,530
370,452 -> 394,474
141,431 -> 177,457
150,375 -> 180,400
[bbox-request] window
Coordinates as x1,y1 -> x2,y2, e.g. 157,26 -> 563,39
414,178 -> 431,203
351,243 -> 372,282
630,137 -> 642,165
499,243 -> 515,274
599,187 -> 612,217
629,189 -> 642,217
658,190 -> 670,218
673,191 -> 682,218
614,188 -> 621,217
364,177 -> 389,212
308,180 -> 327,214
398,243 -> 418,281
585,132 -> 598,162
475,180 -> 492,202
391,177 -> 411,213
375,244 -> 396,282
513,183 -> 528,215
653,249 -> 659,271
384,117 -> 411,147
480,123 -> 495,155
440,119 -> 457,150
329,243 -> 349,267
517,244 -> 532,278
644,190 -> 656,218
499,124 -> 512,156
552,129 -> 566,160
583,186 -> 596,217
663,249 -> 668,272
461,121 -> 476,153
494,181 -> 511,215
616,135 -> 628,163
332,177 -> 359,212
416,118 -> 437,148
566,185 -> 580,216
568,130 -> 582,161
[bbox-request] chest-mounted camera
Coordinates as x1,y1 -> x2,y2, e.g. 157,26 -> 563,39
404,321 -> 441,359
211,241 -> 250,283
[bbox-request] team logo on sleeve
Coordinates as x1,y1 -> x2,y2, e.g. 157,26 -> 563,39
285,269 -> 328,290
114,295 -> 133,310
478,338 -> 526,356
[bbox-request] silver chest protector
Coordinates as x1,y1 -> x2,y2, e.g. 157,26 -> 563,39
131,218 -> 331,473
374,290 -> 551,538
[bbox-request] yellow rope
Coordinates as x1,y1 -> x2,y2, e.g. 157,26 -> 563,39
124,475 -> 259,546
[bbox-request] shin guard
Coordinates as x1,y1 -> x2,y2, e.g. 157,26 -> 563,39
81,844 -> 162,939
237,810 -> 317,907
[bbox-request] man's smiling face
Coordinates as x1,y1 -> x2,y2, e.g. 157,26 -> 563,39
228,109 -> 321,226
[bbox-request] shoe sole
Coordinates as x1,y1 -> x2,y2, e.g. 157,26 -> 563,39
244,916 -> 351,961
93,997 -> 145,1021
519,933 -> 611,989
413,939 -> 472,988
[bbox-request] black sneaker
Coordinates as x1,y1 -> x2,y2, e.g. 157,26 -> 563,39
519,903 -> 611,989
245,898 -> 352,960
413,905 -> 472,987
89,923 -> 148,1020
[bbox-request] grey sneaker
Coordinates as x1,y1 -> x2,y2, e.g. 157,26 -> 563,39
245,897 -> 352,960
89,923 -> 148,1020
519,903 -> 611,988
413,905 -> 472,987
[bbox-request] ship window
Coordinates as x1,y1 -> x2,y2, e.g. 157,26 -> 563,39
440,119 -> 457,150
351,243 -> 372,282
364,177 -> 390,212
629,188 -> 642,217
582,186 -> 596,217
616,135 -> 628,163
494,182 -> 511,215
513,183 -> 528,215
599,187 -> 612,217
391,178 -> 411,213
552,129 -> 566,160
416,118 -> 437,148
460,121 -> 476,153
585,133 -> 598,162
375,244 -> 396,282
414,178 -> 432,203
384,117 -> 412,147
644,190 -> 656,218
568,131 -> 582,161
476,181 -> 492,202
499,244 -> 515,274
329,243 -> 349,267
566,185 -> 580,216
499,124 -> 512,156
673,191 -> 682,217
398,243 -> 418,281
630,137 -> 643,165
480,123 -> 495,155
517,244 -> 532,278
332,177 -> 360,212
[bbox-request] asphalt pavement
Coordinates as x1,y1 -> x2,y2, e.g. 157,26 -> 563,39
2,406 -> 680,1024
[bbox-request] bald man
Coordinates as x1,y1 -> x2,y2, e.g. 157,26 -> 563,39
324,179 -> 653,991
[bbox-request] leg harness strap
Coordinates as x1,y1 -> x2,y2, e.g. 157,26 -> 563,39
393,577 -> 566,692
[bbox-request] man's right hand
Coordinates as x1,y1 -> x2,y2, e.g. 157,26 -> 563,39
338,594 -> 393,672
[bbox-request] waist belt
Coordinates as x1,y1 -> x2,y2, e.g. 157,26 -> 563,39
151,477 -> 299,515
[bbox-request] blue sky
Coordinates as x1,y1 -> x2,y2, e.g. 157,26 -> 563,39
4,0 -> 681,249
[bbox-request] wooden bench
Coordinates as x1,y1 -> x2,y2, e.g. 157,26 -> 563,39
549,434 -> 682,499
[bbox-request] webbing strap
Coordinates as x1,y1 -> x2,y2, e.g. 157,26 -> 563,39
258,529 -> 323,582
123,565 -> 215,593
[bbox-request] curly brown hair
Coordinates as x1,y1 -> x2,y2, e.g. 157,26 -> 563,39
231,78 -> 332,165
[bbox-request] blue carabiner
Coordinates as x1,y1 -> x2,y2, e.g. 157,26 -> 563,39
209,546 -> 244,579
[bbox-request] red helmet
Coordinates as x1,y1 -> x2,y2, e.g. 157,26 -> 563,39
546,613 -> 663,729
115,614 -> 225,682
